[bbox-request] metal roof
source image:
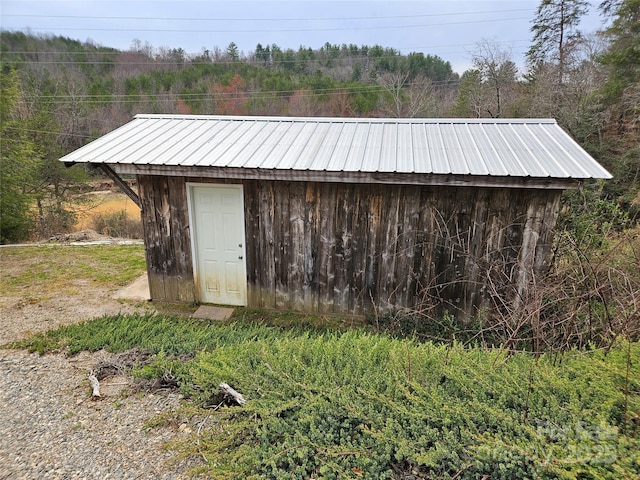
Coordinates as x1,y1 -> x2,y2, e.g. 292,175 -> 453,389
60,115 -> 611,180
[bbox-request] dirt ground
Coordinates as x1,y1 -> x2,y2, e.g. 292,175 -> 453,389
0,234 -> 150,346
0,290 -> 148,346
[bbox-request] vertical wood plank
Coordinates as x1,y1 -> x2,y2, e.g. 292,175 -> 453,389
258,181 -> 276,308
484,187 -> 508,303
536,190 -> 561,273
139,175 -> 163,302
318,183 -> 337,314
451,186 -> 475,320
392,185 -> 419,310
333,184 -> 354,312
412,186 -> 434,313
273,183 -> 290,309
349,185 -> 367,314
143,176 -> 168,302
167,177 -> 196,303
467,187 -> 491,314
303,183 -> 320,311
289,182 -> 305,311
365,184 -> 383,313
243,180 -> 262,308
377,185 -> 401,310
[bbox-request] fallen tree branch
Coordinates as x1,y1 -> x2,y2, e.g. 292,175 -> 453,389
219,382 -> 246,406
89,371 -> 101,398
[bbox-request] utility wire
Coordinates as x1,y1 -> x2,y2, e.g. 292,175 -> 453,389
3,8 -> 533,22
3,40 -> 530,57
1,52 -> 529,67
9,16 -> 532,34
2,124 -> 92,138
13,80 -> 464,107
1,41 -> 530,66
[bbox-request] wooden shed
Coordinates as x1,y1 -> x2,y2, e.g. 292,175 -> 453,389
61,115 -> 611,319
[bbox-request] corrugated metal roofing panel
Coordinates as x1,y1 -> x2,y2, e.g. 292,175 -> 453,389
167,118 -> 220,166
209,120 -> 259,167
483,123 -> 529,176
114,118 -> 165,163
238,120 -> 284,168
295,122 -> 331,170
542,123 -> 611,178
193,119 -> 244,167
396,123 -> 414,173
363,122 -> 385,172
411,123 -> 431,174
441,123 -> 470,174
501,123 -> 549,177
378,122 -> 398,172
518,123 -> 569,177
277,121 -> 316,169
454,124 -> 487,175
264,120 -> 305,169
324,121 -> 352,171
59,115 -> 612,180
151,118 -> 211,166
463,124 -> 502,175
71,119 -> 140,163
320,121 -> 348,171
188,119 -> 235,167
342,122 -> 368,171
426,124 -> 449,174
224,121 -> 272,168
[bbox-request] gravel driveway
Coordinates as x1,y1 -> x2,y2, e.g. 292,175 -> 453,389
0,244 -> 198,479
0,350 -> 194,480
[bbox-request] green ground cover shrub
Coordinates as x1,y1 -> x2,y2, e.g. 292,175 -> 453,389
15,313 -> 640,479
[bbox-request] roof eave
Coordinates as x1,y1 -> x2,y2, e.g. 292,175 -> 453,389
113,163 -> 586,190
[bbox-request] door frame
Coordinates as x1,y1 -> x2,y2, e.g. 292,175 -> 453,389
186,182 -> 248,305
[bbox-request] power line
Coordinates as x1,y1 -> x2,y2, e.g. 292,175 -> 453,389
10,16 -> 532,34
0,43 -> 530,69
2,40 -> 530,62
2,40 -> 530,57
14,79 -> 463,107
0,39 -> 530,58
3,8 -> 533,23
2,124 -> 91,138
0,55 -> 515,67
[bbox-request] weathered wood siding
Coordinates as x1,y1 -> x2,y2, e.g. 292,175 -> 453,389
244,180 -> 561,319
138,175 -> 195,303
138,175 -> 561,319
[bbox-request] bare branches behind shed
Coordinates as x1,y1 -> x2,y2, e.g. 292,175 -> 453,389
373,216 -> 640,353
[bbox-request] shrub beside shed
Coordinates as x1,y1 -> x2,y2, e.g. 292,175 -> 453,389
60,115 -> 611,319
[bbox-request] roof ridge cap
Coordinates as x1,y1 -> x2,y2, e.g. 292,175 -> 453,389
132,114 -> 558,124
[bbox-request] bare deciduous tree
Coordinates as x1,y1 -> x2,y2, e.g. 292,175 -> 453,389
471,39 -> 519,118
377,71 -> 436,117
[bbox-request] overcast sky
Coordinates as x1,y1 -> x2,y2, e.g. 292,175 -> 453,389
1,0 -> 605,75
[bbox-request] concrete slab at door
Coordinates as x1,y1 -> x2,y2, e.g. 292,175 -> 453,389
190,184 -> 247,306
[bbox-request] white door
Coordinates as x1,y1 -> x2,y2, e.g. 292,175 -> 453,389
190,184 -> 247,306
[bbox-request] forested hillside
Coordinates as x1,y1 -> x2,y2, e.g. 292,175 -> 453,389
0,0 -> 638,244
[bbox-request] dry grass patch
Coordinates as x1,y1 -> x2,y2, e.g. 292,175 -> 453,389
73,192 -> 140,233
0,244 -> 149,344
0,244 -> 146,299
